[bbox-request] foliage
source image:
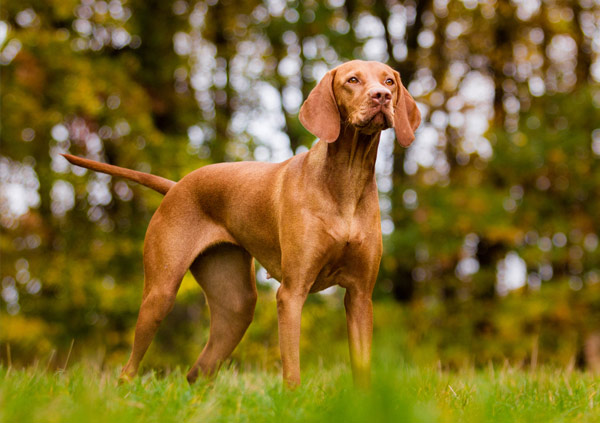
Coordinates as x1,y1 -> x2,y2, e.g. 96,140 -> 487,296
1,0 -> 599,372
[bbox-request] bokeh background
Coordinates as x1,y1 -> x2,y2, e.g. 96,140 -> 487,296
1,0 -> 599,373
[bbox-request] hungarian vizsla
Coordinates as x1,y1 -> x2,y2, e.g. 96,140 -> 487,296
63,60 -> 420,388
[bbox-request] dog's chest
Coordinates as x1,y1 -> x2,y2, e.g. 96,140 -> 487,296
310,223 -> 374,293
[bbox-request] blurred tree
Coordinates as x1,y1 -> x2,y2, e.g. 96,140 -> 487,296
1,0 -> 599,369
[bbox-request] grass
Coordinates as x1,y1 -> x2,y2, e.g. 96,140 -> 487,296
1,360 -> 600,423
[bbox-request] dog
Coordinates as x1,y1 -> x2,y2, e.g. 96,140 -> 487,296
63,60 -> 420,388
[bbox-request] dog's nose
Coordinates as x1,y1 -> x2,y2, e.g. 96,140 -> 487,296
369,88 -> 392,105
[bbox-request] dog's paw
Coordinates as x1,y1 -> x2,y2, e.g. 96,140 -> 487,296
117,372 -> 135,386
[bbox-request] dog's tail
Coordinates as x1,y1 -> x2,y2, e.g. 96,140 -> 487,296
62,154 -> 176,195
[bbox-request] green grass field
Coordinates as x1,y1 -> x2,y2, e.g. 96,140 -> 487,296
2,361 -> 599,423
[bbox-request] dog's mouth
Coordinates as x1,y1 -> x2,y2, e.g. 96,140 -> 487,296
371,111 -> 389,126
354,106 -> 394,132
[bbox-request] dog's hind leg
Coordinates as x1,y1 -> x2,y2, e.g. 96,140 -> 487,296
118,210 -> 225,383
186,244 -> 257,384
119,273 -> 182,383
118,252 -> 187,382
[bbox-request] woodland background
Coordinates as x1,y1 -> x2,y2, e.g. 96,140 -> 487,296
1,0 -> 599,373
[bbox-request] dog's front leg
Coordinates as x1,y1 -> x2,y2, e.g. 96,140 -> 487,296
276,281 -> 310,388
344,287 -> 373,389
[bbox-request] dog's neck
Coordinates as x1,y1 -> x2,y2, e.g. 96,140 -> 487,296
306,124 -> 381,209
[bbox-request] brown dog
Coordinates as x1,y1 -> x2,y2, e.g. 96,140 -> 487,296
63,60 -> 420,388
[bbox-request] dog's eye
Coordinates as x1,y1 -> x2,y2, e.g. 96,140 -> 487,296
384,78 -> 395,86
347,77 -> 359,84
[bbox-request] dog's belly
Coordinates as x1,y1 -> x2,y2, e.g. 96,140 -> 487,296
246,239 -> 363,292
254,255 -> 283,283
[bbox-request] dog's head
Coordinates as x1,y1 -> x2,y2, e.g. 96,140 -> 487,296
299,60 -> 421,147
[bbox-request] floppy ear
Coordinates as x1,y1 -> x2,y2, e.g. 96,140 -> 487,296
393,71 -> 421,147
299,69 -> 340,143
